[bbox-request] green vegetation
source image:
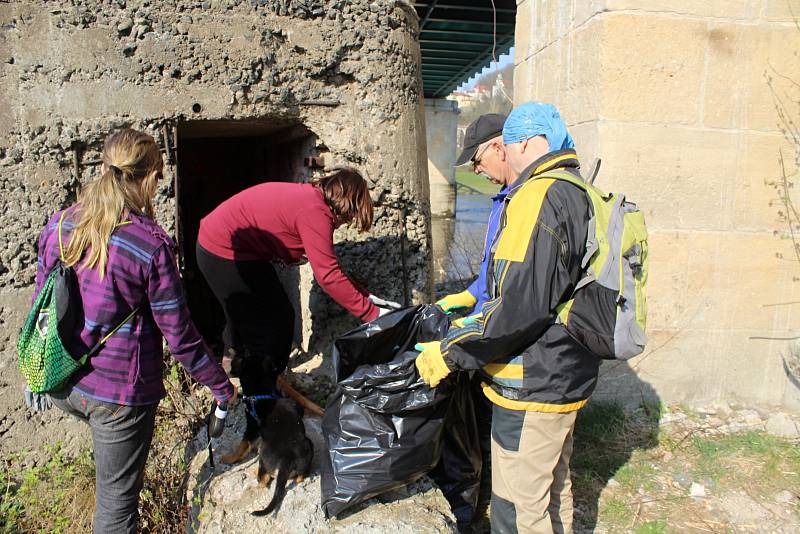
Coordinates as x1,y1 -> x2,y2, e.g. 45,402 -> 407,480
455,169 -> 501,196
1,369 -> 208,534
601,497 -> 634,525
572,401 -> 661,495
570,402 -> 800,532
0,446 -> 95,534
690,431 -> 800,493
635,519 -> 670,534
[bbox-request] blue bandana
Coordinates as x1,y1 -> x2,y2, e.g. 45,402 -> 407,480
502,102 -> 574,151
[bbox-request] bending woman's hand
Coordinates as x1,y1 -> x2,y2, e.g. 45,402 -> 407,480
369,294 -> 402,310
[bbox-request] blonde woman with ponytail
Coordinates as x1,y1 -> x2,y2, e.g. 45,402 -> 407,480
29,128 -> 236,534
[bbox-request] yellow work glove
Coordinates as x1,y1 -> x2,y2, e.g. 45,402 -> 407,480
414,341 -> 453,388
450,313 -> 482,329
436,290 -> 477,314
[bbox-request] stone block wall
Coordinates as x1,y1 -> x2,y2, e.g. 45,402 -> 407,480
514,0 -> 800,408
0,1 -> 432,385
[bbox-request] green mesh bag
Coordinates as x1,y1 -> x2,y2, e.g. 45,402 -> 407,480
17,264 -> 86,393
17,212 -> 137,393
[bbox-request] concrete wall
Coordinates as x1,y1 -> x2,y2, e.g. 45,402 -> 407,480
0,0 -> 433,455
424,98 -> 459,217
514,0 -> 800,408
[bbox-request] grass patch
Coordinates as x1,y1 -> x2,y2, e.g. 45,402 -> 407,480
601,497 -> 634,525
614,461 -> 657,492
0,445 -> 95,534
455,169 -> 501,196
690,431 -> 800,493
571,401 -> 661,531
573,401 -> 660,489
635,519 -> 670,534
2,366 -> 210,534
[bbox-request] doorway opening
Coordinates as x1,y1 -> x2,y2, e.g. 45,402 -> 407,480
174,119 -> 319,351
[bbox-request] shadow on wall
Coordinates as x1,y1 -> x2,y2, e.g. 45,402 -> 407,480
572,363 -> 661,532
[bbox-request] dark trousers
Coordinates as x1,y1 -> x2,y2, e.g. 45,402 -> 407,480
51,388 -> 157,534
196,244 -> 295,440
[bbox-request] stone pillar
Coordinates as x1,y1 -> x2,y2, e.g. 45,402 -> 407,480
424,98 -> 460,217
514,0 -> 800,409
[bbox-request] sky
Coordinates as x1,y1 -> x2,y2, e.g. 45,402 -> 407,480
456,47 -> 515,92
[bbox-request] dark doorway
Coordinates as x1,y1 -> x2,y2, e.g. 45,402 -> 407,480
175,119 -> 318,352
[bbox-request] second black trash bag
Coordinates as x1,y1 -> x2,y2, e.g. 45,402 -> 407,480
320,304 -> 481,519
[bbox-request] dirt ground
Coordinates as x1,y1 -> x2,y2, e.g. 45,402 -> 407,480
569,403 -> 800,534
2,347 -> 799,533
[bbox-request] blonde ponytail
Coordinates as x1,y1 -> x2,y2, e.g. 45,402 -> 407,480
62,128 -> 163,278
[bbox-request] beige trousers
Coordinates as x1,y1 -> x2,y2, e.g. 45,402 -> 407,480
490,405 -> 577,534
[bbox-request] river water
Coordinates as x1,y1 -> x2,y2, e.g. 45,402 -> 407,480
431,192 -> 494,286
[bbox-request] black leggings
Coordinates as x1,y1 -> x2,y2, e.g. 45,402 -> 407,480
196,243 -> 295,388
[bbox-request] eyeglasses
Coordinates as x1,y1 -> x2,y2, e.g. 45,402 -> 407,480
471,142 -> 493,170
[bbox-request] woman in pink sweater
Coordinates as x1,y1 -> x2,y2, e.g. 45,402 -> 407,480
196,168 -> 398,459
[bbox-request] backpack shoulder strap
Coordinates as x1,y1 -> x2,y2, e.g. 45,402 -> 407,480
81,306 -> 139,363
57,211 -> 67,262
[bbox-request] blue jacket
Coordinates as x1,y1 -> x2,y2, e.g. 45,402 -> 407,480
466,186 -> 508,312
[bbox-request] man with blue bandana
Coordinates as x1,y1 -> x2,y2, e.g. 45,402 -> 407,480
416,102 -> 594,534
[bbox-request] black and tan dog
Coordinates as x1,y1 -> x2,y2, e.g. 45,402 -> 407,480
219,353 -> 313,515
250,397 -> 314,516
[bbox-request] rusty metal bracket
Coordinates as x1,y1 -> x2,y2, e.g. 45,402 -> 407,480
298,99 -> 340,107
161,125 -> 176,165
72,145 -> 82,184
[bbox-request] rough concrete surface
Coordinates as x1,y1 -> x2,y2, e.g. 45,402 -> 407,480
0,0 -> 433,465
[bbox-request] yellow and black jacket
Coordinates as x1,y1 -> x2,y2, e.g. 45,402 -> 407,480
441,149 -> 599,412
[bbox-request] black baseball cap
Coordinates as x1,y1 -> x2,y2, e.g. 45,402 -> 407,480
454,113 -> 507,166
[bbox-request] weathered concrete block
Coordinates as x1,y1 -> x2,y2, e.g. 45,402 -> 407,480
515,0 -> 532,64
703,22 -> 800,131
595,121 -> 739,231
528,40 -> 563,105
765,412 -> 800,437
711,232 -> 800,333
604,0 -> 759,18
760,0 -> 800,22
563,21 -> 602,125
599,14 -> 707,124
569,121 -> 600,163
573,0 -> 608,27
640,230 -> 694,332
513,58 -> 532,103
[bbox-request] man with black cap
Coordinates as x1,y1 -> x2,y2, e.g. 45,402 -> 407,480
436,113 -> 515,322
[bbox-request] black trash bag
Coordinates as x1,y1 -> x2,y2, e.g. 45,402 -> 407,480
320,305 -> 482,521
330,303 -> 449,382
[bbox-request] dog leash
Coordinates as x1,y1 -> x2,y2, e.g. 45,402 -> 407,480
205,392 -> 284,471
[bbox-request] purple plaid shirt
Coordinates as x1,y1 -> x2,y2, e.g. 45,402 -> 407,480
35,208 -> 233,406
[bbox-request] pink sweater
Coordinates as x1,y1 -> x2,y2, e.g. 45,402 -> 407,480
198,182 -> 378,321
